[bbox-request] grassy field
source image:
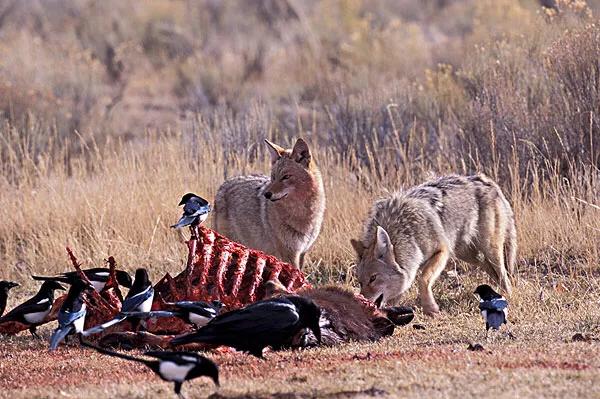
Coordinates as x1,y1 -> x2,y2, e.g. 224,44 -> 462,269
0,0 -> 599,398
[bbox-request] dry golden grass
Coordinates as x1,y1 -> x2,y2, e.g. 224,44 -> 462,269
0,1 -> 600,398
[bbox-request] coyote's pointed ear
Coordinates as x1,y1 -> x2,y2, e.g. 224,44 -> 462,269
350,239 -> 365,258
265,139 -> 285,163
291,138 -> 311,167
375,226 -> 393,259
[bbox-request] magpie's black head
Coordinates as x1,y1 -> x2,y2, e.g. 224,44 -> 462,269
211,300 -> 223,311
64,278 -> 94,304
474,284 -> 502,300
178,193 -> 198,206
0,281 -> 19,291
40,280 -> 66,292
131,268 -> 150,290
115,270 -> 133,288
287,296 -> 322,344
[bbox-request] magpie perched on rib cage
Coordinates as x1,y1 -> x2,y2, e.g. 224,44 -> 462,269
81,340 -> 219,398
83,268 -> 154,335
32,267 -> 133,292
171,193 -> 211,229
0,281 -> 19,317
171,295 -> 321,358
474,284 -> 508,333
0,280 -> 65,338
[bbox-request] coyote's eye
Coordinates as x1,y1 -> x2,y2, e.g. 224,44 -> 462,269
281,174 -> 291,181
369,274 -> 377,284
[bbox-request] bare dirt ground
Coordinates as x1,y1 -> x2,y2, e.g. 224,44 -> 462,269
2,284 -> 599,399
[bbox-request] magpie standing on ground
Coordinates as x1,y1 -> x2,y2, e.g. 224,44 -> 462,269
171,296 -> 322,358
0,281 -> 19,316
474,284 -> 508,332
0,280 -> 65,337
32,267 -> 133,292
124,300 -> 222,329
49,278 -> 94,350
81,340 -> 219,398
171,193 -> 211,229
83,268 -> 154,335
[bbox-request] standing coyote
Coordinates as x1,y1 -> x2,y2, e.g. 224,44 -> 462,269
213,138 -> 325,268
351,174 -> 517,316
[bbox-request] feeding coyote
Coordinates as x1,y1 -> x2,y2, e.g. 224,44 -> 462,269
213,138 -> 325,268
351,174 -> 516,316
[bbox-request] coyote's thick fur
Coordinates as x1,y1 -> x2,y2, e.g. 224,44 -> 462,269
351,174 -> 517,315
214,138 -> 325,268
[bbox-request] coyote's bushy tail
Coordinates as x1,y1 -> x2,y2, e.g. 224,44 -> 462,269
505,221 -> 518,277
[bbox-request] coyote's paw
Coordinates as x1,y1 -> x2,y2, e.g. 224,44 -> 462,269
422,303 -> 440,317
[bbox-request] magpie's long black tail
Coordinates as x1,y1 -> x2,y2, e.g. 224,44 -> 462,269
31,275 -> 67,283
80,339 -> 148,365
0,314 -> 14,323
82,314 -> 127,336
170,331 -> 214,346
121,310 -> 180,319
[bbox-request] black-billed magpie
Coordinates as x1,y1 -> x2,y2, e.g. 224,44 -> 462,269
171,296 -> 321,358
171,193 -> 211,229
81,340 -> 219,398
0,280 -> 65,337
83,268 -> 154,335
124,300 -> 222,329
49,278 -> 94,350
474,284 -> 508,332
32,267 -> 133,292
0,281 -> 19,316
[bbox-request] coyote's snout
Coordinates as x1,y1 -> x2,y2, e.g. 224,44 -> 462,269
213,138 -> 325,268
351,174 -> 517,316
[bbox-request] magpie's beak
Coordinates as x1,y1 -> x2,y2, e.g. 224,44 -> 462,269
374,293 -> 384,308
8,282 -> 19,289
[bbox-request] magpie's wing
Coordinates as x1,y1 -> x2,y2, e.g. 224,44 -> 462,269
122,286 -> 154,312
183,199 -> 211,217
171,215 -> 198,229
0,296 -> 51,321
57,307 -> 86,327
174,301 -> 219,318
479,298 -> 508,312
172,300 -> 299,345
144,351 -> 205,365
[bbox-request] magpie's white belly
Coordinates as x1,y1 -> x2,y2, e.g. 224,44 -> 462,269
139,295 -> 153,313
159,361 -> 193,382
73,305 -> 87,333
24,309 -> 51,324
189,313 -> 211,328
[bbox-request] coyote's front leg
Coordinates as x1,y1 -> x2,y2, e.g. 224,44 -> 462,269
418,245 -> 450,316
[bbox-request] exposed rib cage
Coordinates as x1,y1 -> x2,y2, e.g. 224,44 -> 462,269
149,226 -> 308,333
